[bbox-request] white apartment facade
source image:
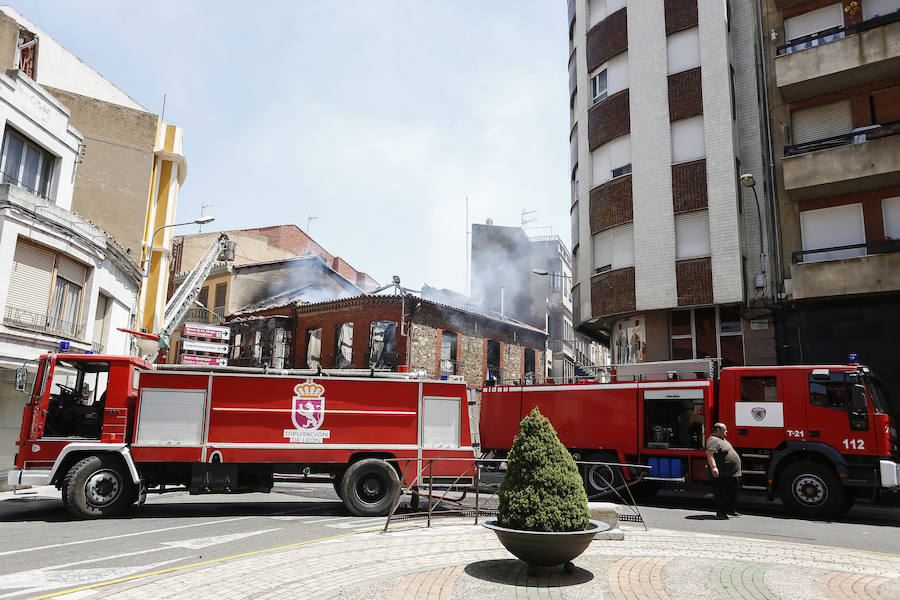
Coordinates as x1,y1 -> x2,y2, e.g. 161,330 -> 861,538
0,69 -> 141,485
568,0 -> 777,366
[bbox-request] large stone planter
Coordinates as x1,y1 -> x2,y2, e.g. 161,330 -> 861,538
482,519 -> 609,572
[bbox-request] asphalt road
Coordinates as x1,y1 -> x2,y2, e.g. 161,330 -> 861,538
1,482 -> 898,599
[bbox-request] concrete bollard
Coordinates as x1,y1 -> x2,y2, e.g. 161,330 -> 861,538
588,501 -> 625,541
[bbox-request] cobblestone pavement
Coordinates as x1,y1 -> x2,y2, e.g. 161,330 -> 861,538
49,522 -> 900,600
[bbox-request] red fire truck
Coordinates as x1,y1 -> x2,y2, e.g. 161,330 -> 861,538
8,353 -> 477,519
480,360 -> 900,518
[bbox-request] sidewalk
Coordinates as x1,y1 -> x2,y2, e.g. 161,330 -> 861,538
44,517 -> 900,600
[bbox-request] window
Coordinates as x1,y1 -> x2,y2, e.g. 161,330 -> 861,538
571,201 -> 580,248
15,29 -> 37,79
784,4 -> 843,52
799,203 -> 865,262
791,100 -> 852,146
883,197 -> 900,239
1,128 -> 54,199
871,86 -> 900,125
729,65 -> 737,120
92,294 -> 110,353
305,327 -> 322,369
670,306 -> 744,366
524,348 -> 536,379
48,256 -> 84,337
486,340 -> 501,382
440,331 -> 458,375
591,69 -> 608,105
369,321 -> 397,368
334,322 -> 353,368
741,377 -> 778,402
592,222 -> 634,272
197,286 -> 209,312
570,126 -> 578,172
44,360 -> 109,439
675,210 -> 711,259
213,283 -> 227,323
671,117 -> 705,163
809,374 -> 849,411
423,397 -> 460,447
864,0 -> 900,20
667,27 -> 700,75
591,134 -> 631,186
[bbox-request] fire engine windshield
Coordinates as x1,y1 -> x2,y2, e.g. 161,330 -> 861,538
865,376 -> 890,414
43,360 -> 110,438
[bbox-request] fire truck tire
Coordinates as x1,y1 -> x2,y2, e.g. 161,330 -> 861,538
332,474 -> 344,500
584,454 -> 623,498
62,455 -> 136,519
778,461 -> 845,518
341,458 -> 400,517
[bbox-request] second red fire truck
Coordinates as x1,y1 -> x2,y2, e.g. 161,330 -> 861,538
480,359 -> 900,518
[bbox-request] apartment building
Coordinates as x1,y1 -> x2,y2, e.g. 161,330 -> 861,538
758,0 -> 900,410
0,7 -> 188,336
568,0 -> 777,366
0,69 -> 141,484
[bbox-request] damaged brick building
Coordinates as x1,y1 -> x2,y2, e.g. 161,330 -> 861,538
228,294 -> 548,389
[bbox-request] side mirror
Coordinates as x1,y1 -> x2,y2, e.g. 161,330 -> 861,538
14,367 -> 27,392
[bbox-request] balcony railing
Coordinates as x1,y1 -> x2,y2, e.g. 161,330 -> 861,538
791,238 -> 900,263
784,121 -> 900,157
776,10 -> 900,56
1,170 -> 53,202
4,306 -> 83,338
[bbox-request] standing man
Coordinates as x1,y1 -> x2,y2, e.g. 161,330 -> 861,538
706,422 -> 741,519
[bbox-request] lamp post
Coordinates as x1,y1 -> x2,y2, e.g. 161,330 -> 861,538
137,215 -> 215,332
739,174 -> 768,291
192,299 -> 225,323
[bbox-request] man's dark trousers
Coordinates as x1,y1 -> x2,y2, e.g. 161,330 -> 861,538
712,475 -> 738,516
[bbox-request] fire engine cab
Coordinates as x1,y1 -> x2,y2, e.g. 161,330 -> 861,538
480,360 -> 899,518
8,353 -> 477,519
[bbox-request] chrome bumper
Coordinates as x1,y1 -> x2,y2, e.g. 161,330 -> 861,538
6,469 -> 51,487
880,459 -> 900,488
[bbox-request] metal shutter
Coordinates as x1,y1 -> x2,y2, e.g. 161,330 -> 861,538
675,210 -> 711,259
593,229 -> 612,271
791,101 -> 853,145
883,197 -> 900,239
784,4 -> 843,41
611,222 -> 634,269
56,255 -> 86,285
864,0 -> 900,20
799,203 -> 865,261
8,240 -> 54,313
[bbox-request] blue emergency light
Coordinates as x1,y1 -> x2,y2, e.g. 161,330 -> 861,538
59,341 -> 70,352
848,353 -> 858,363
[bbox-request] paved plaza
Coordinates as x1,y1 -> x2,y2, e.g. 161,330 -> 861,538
45,519 -> 900,600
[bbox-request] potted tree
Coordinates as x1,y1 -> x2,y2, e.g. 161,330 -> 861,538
483,407 -> 607,573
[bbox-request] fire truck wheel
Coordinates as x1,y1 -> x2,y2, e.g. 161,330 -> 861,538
341,458 -> 399,517
584,455 -> 623,498
62,455 -> 135,519
332,474 -> 344,500
778,461 -> 845,518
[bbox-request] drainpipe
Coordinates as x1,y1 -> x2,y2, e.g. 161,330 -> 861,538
754,0 -> 785,302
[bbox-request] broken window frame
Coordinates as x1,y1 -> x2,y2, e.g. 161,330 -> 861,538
486,340 -> 501,382
369,321 -> 398,369
334,322 -> 354,369
440,331 -> 459,376
306,327 -> 322,369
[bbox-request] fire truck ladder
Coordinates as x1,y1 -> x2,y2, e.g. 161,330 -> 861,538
145,233 -> 235,360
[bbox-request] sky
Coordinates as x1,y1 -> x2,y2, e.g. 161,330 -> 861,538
10,0 -> 571,294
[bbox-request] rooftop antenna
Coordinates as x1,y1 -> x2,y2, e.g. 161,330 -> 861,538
306,215 -> 318,235
161,93 -> 166,123
521,208 -> 538,229
199,203 -> 213,233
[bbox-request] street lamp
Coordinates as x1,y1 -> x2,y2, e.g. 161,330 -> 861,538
192,299 -> 225,322
142,215 -> 215,277
740,174 -> 767,290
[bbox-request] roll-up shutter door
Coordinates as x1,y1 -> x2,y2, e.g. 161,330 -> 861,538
784,4 -> 843,41
883,197 -> 900,239
593,229 -> 612,271
675,210 -> 711,259
799,203 -> 865,261
791,101 -> 853,145
611,222 -> 634,269
56,255 -> 86,285
8,240 -> 54,313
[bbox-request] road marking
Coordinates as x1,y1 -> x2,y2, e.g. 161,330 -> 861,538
160,529 -> 279,550
303,516 -> 346,524
31,526 -> 395,600
0,516 -> 254,558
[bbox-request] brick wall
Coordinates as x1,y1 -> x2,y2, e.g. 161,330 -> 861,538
591,267 -> 636,317
588,89 -> 630,150
672,160 -> 708,213
664,0 -> 698,34
789,75 -> 900,129
244,225 -> 334,262
668,67 -> 703,121
676,257 -> 713,306
587,8 -> 628,72
590,175 -> 633,232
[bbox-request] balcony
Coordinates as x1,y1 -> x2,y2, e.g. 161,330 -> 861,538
782,125 -> 900,201
775,13 -> 900,102
790,241 -> 900,300
4,306 -> 83,339
547,339 -> 575,358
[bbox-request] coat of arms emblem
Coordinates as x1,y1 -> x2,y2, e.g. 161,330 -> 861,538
751,407 -> 766,422
292,380 -> 326,430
